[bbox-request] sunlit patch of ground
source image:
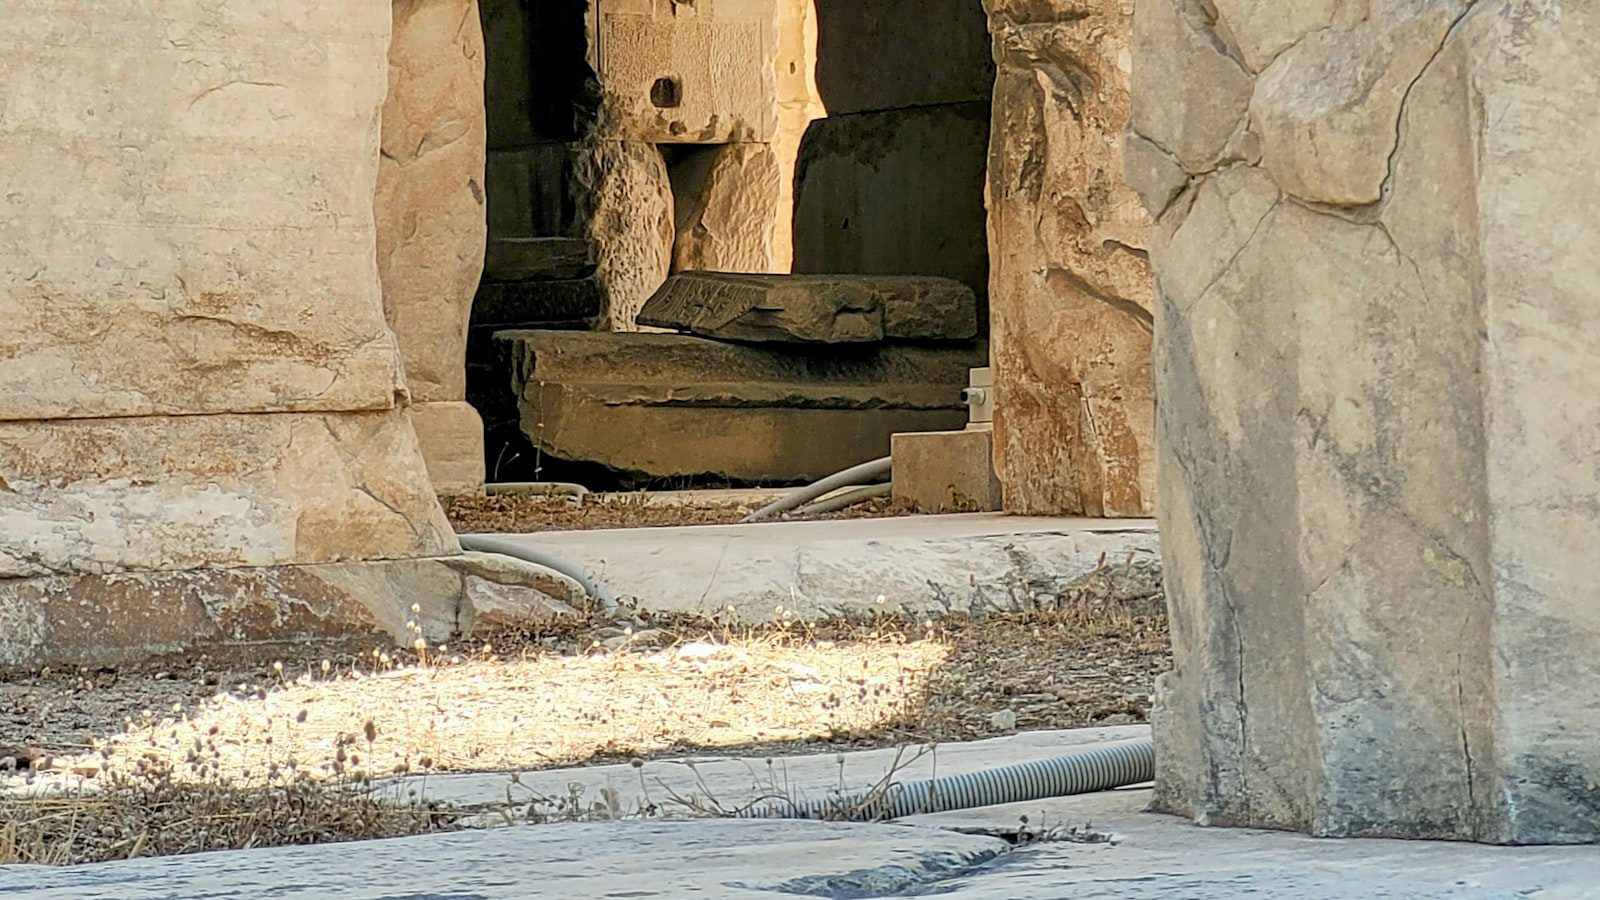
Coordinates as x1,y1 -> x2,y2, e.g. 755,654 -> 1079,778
91,629 -> 948,784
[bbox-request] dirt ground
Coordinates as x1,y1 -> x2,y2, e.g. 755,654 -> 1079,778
1,606 -> 1167,782
443,493 -> 915,534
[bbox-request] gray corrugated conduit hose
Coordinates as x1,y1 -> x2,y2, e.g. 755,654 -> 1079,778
738,737 -> 1154,822
742,456 -> 893,523
456,533 -> 621,614
792,482 -> 893,517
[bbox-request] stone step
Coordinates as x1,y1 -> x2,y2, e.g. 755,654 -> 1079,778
496,329 -> 986,482
638,271 -> 980,343
483,237 -> 596,282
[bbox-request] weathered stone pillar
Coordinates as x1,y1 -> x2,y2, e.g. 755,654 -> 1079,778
375,0 -> 489,494
0,0 -> 564,668
1136,0 -> 1600,842
986,0 -> 1156,517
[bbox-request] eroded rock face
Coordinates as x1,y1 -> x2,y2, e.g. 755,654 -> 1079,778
597,0 -> 776,144
669,143 -> 781,274
986,0 -> 1155,517
376,0 -> 488,405
573,140 -> 676,330
1139,0 -> 1600,843
0,409 -> 457,578
0,552 -> 577,670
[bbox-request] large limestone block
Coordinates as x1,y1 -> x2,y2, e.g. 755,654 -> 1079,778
669,143 -> 781,274
411,401 -> 487,496
0,1 -> 404,421
810,0 -> 994,115
792,104 -> 991,305
573,141 -> 676,330
988,0 -> 1155,517
638,273 -> 980,343
375,0 -> 489,405
1139,0 -> 1600,843
599,10 -> 774,143
500,330 -> 980,482
0,409 -> 458,579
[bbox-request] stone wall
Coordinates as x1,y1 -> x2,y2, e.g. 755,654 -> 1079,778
1139,0 -> 1600,842
375,0 -> 489,494
986,0 -> 1155,517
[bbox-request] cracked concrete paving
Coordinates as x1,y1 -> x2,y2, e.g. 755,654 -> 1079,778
7,727 -> 1600,897
513,513 -> 1159,621
404,727 -> 1152,819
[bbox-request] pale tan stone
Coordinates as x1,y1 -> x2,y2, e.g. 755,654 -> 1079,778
772,0 -> 825,271
890,429 -> 1002,513
375,0 -> 488,404
500,330 -> 979,483
1250,1 -> 1471,206
572,141 -> 676,330
410,401 -> 487,496
988,0 -> 1155,517
0,1 -> 404,421
0,409 -> 458,579
1128,0 -> 1253,174
1210,0 -> 1367,73
670,143 -> 781,274
598,10 -> 774,143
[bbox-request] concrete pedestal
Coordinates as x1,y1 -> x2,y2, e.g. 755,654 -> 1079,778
891,428 -> 1002,513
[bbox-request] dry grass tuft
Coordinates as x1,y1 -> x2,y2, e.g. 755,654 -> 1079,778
442,493 -> 915,534
0,736 -> 454,866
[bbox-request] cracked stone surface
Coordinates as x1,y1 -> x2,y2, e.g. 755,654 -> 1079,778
987,0 -> 1157,517
1136,0 -> 1600,842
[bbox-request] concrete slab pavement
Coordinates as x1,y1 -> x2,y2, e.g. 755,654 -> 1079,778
0,820 -> 1008,899
511,513 -> 1158,621
404,726 -> 1152,818
6,726 -> 1600,898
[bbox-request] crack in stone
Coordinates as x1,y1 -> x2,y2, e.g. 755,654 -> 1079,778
1378,2 -> 1482,209
1179,193 -> 1283,315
